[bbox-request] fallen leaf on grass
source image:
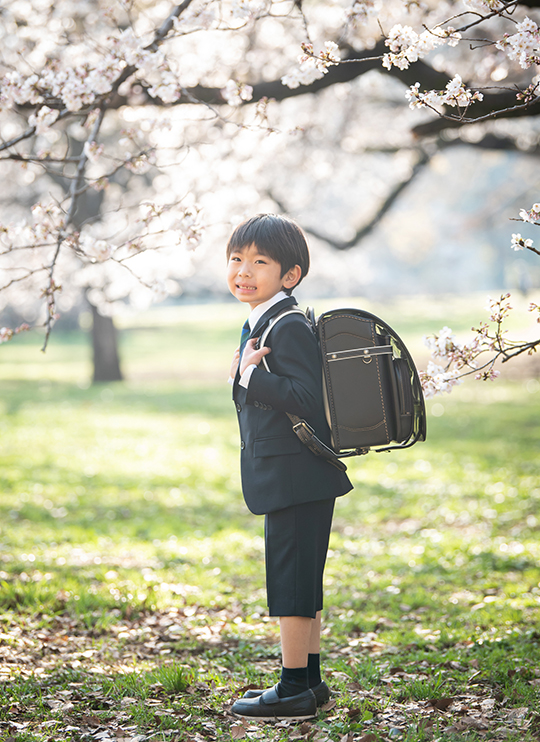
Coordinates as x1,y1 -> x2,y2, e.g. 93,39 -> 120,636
340,733 -> 354,742
452,715 -> 489,731
236,683 -> 261,694
506,707 -> 529,720
480,698 -> 496,712
80,714 -> 103,727
230,723 -> 246,739
357,734 -> 379,742
120,697 -> 138,706
428,697 -> 453,711
320,700 -> 337,712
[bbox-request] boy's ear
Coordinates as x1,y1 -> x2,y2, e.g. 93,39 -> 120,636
282,264 -> 302,290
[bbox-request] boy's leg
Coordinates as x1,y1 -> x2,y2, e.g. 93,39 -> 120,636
280,615 -> 312,668
280,611 -> 326,695
277,615 -> 311,698
278,610 -> 322,667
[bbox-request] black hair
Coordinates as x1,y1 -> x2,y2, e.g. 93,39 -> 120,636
226,214 -> 310,295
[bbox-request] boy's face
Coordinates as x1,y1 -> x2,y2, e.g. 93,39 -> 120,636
227,243 -> 301,310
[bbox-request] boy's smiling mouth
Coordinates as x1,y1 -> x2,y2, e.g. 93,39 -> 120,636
237,284 -> 256,291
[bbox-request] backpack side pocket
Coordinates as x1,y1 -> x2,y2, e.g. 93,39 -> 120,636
392,357 -> 414,442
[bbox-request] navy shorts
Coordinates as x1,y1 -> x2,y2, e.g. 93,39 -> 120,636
264,498 -> 335,618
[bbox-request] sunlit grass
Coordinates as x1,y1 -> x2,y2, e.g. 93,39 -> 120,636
0,296 -> 539,741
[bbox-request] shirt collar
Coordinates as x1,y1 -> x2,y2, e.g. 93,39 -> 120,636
248,291 -> 289,330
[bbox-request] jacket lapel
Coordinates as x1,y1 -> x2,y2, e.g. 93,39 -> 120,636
233,295 -> 298,397
250,296 -> 297,339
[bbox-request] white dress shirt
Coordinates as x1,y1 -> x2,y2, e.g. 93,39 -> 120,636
230,291 -> 289,388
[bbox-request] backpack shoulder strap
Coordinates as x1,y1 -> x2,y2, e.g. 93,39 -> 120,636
258,308 -> 308,373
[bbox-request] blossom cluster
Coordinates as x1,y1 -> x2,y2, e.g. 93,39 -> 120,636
511,233 -> 534,251
420,294 -> 516,395
424,325 -> 481,371
172,5 -> 217,33
382,24 -> 460,71
281,42 -> 341,89
30,202 -> 65,243
463,0 -> 503,11
0,323 -> 30,345
0,28 -> 181,122
529,302 -> 540,323
406,75 -> 484,110
221,80 -> 254,107
79,234 -> 114,263
344,0 -> 381,25
229,0 -> 268,20
28,106 -> 60,135
172,206 -> 204,249
519,203 -> 540,224
484,293 -> 512,324
496,17 -> 540,70
0,202 -> 66,256
420,361 -> 463,398
137,202 -> 204,249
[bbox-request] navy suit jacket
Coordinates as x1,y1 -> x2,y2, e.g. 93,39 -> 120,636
233,296 -> 353,515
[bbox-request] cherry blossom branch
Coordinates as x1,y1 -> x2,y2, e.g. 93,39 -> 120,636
421,205 -> 540,396
0,265 -> 49,291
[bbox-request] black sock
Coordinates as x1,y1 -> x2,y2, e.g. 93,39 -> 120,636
277,665 -> 309,698
308,653 -> 322,687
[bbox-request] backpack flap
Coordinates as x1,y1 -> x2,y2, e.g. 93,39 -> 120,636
319,312 -> 396,451
317,308 -> 426,455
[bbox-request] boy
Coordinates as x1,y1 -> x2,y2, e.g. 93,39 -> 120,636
227,214 -> 353,721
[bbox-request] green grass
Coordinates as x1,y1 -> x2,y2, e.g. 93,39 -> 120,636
0,296 -> 539,741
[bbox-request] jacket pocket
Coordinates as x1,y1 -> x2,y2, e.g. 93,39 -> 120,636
253,435 -> 302,458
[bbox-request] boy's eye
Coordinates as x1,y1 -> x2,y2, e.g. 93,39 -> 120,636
255,259 -> 267,264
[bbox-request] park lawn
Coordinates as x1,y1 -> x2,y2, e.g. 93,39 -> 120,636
0,298 -> 539,742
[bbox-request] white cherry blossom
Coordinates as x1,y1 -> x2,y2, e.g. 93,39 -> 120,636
406,75 -> 483,110
282,42 -> 341,89
420,361 -> 463,397
496,17 -> 540,70
221,80 -> 254,106
511,233 -> 534,251
79,234 -> 115,262
344,0 -> 382,25
28,106 -> 60,135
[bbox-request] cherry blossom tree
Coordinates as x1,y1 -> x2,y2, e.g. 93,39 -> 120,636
0,0 -> 539,387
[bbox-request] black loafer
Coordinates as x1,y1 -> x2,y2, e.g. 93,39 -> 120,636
243,680 -> 330,707
231,684 -> 317,720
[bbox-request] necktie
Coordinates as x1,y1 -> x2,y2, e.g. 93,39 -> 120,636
240,319 -> 250,353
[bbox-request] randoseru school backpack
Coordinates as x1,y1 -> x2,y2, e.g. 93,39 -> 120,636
259,307 -> 427,471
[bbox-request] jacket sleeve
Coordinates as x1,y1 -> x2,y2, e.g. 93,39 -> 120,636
245,315 -> 322,419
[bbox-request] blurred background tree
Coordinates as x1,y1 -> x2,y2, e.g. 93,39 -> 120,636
0,0 -> 538,381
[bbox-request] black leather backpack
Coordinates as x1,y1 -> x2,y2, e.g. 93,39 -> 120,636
259,307 -> 427,471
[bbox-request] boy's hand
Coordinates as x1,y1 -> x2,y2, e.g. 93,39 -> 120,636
240,338 -> 271,375
230,347 -> 240,379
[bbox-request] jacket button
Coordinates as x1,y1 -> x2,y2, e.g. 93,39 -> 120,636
254,401 -> 259,408
267,405 -> 272,410
236,402 -> 242,412
240,440 -> 245,449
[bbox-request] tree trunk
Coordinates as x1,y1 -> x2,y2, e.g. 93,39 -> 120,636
89,302 -> 123,383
